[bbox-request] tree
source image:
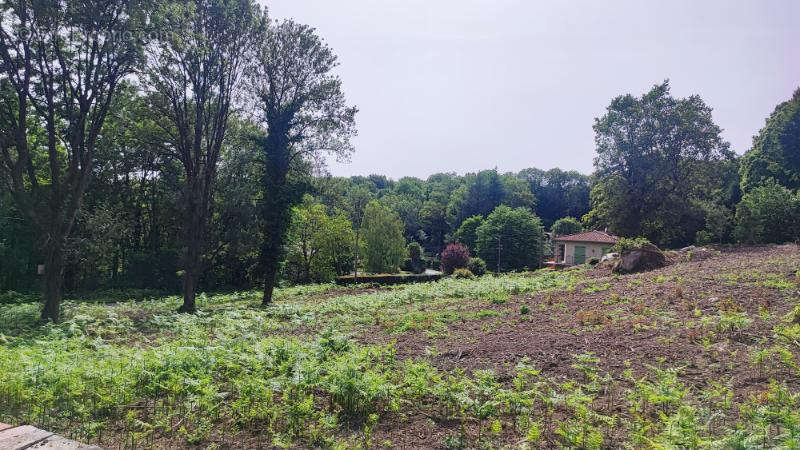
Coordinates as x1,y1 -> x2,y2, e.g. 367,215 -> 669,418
454,215 -> 484,251
476,206 -> 544,272
739,88 -> 800,192
447,169 -> 507,227
285,195 -> 355,283
585,81 -> 735,248
0,0 -> 147,321
361,201 -> 406,273
143,0 -> 264,312
519,168 -> 590,228
551,217 -> 583,236
251,20 -> 357,304
733,181 -> 800,244
346,186 -> 372,281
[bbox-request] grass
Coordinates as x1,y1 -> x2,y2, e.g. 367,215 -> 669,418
1,246 -> 800,448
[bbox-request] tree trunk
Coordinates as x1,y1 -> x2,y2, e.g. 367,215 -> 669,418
41,239 -> 65,322
259,185 -> 292,306
178,193 -> 204,313
353,231 -> 360,283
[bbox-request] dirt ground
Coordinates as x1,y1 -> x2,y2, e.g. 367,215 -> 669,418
360,244 -> 800,448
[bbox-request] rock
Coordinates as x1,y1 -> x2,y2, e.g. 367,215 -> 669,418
612,243 -> 667,274
685,247 -> 717,261
600,252 -> 619,263
595,252 -> 619,270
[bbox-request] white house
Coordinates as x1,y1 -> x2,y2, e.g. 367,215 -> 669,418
552,230 -> 618,266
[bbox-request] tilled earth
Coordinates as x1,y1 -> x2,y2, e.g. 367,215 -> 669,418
361,244 -> 800,448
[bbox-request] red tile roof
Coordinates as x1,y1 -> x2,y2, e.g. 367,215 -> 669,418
553,230 -> 619,244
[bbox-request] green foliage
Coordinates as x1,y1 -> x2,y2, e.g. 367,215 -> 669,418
740,89 -> 800,192
551,216 -> 583,236
613,237 -> 652,253
476,206 -> 545,272
285,196 -> 356,283
734,181 -> 800,244
403,242 -> 426,274
467,257 -> 487,276
447,169 -> 534,228
452,268 -> 475,279
362,201 -> 407,273
586,81 -> 735,248
454,215 -> 484,251
518,168 -> 591,228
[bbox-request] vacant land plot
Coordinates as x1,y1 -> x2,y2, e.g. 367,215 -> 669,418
1,245 -> 799,448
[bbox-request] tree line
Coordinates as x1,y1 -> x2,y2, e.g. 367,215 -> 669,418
1,0 -> 798,322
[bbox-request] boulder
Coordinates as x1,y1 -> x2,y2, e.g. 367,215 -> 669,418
595,252 -> 619,270
678,245 -> 718,262
612,243 -> 667,274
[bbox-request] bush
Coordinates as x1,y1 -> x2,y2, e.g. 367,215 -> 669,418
452,268 -> 475,279
441,243 -> 470,275
407,242 -> 423,261
467,257 -> 487,276
404,242 -> 426,274
613,237 -> 652,253
336,272 -> 442,285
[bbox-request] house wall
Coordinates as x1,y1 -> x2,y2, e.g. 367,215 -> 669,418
560,242 -> 614,265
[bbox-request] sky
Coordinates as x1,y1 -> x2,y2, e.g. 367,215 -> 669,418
263,0 -> 799,179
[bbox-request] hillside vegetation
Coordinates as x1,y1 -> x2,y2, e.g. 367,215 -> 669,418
1,245 -> 799,448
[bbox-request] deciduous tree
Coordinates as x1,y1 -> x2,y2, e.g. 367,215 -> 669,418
585,81 -> 734,247
0,0 -> 148,321
143,0 -> 264,312
251,20 -> 357,304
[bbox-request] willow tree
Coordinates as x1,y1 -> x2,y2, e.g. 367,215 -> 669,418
251,20 -> 357,305
143,0 -> 264,312
0,0 -> 147,321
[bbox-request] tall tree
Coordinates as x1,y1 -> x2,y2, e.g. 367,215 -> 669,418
518,168 -> 590,228
346,185 -> 372,282
362,200 -> 406,273
475,206 -> 544,272
143,0 -> 264,312
0,0 -> 147,321
739,88 -> 800,192
251,20 -> 357,305
585,81 -> 734,247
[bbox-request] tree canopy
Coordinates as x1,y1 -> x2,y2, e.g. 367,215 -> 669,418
739,89 -> 800,193
584,81 -> 735,248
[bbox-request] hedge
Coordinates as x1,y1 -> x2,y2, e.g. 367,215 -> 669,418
335,273 -> 442,286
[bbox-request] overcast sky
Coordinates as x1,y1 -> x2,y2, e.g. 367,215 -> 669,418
263,0 -> 799,179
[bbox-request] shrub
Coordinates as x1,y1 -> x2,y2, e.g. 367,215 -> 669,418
441,243 -> 470,275
467,257 -> 487,276
404,242 -> 426,274
613,237 -> 652,253
452,268 -> 475,279
407,242 -> 423,261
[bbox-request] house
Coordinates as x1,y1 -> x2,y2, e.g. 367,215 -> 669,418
551,230 -> 618,266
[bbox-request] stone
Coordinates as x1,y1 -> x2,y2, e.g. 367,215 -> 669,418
612,243 -> 667,274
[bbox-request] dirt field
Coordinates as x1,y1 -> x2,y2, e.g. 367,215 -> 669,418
2,245 -> 799,449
